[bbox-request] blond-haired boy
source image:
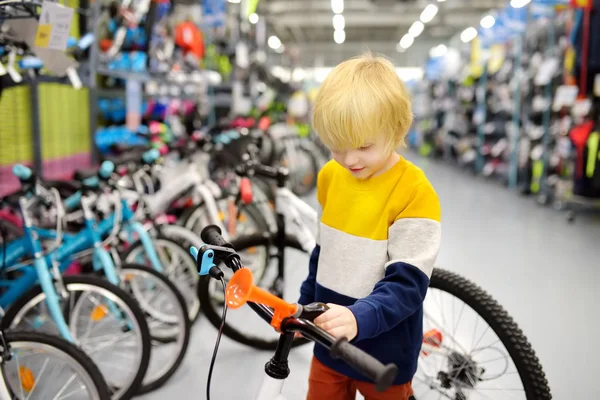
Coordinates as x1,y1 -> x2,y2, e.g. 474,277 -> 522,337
298,53 -> 442,399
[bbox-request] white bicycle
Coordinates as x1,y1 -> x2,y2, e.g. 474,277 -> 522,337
195,156 -> 552,399
191,225 -> 397,400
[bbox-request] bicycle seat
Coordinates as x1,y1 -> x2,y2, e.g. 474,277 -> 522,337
109,143 -> 152,155
73,167 -> 99,181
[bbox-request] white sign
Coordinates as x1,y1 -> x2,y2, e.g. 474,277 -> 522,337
35,1 -> 74,51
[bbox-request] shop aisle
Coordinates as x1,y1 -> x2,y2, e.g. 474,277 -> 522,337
138,153 -> 600,400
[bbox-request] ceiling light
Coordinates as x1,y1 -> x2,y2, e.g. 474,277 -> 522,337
510,0 -> 531,8
409,21 -> 424,37
249,13 -> 259,24
420,4 -> 438,23
480,15 -> 495,29
437,0 -> 446,2
275,45 -> 285,54
333,14 -> 345,30
396,43 -> 407,52
460,27 -> 478,43
228,0 -> 240,3
331,0 -> 344,14
334,29 -> 345,44
399,33 -> 414,49
429,44 -> 447,58
268,35 -> 282,49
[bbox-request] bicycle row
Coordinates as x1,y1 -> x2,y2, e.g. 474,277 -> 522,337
0,123 -> 552,399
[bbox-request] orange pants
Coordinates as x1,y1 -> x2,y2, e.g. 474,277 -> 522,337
306,356 -> 414,400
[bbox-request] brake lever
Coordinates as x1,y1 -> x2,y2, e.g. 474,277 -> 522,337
190,244 -> 239,279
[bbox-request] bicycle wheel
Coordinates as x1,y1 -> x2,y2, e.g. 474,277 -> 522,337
198,233 -> 310,350
0,275 -> 151,400
415,268 -> 552,400
121,236 -> 200,322
0,330 -> 111,400
118,264 -> 190,394
277,140 -> 319,197
181,196 -> 270,239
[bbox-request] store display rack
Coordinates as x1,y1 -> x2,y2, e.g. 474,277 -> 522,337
411,0 -> 600,221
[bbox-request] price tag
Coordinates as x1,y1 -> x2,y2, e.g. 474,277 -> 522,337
34,2 -> 74,51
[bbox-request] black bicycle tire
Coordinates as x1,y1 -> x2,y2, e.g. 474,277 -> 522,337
198,233 -> 310,350
0,275 -> 152,400
428,268 -> 552,400
120,235 -> 201,323
2,330 -> 112,400
119,264 -> 191,395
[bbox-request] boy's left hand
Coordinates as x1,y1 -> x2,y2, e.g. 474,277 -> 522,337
314,303 -> 358,341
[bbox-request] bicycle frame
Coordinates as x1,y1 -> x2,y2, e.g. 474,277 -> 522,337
122,159 -> 232,241
274,186 -> 318,253
0,190 -> 160,340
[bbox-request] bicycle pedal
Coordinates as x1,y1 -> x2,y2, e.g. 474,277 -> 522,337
421,329 -> 442,357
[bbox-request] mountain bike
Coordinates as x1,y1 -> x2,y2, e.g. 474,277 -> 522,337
0,329 -> 111,400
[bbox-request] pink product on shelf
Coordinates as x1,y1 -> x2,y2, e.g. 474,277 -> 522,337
158,144 -> 169,155
0,163 -> 30,197
42,153 -> 92,181
64,261 -> 83,276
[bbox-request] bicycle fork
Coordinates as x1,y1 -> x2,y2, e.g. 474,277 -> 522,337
20,196 -> 76,343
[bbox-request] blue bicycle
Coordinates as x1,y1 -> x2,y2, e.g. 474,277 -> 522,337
0,162 -> 188,398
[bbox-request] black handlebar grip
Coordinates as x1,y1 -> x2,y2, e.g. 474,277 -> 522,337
330,338 -> 398,393
200,225 -> 232,248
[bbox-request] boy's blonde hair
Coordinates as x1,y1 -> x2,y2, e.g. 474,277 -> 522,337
312,53 -> 413,154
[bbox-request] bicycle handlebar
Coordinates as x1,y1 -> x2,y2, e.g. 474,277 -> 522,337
199,225 -> 398,392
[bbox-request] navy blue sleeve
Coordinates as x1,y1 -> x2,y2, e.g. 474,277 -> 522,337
347,262 -> 429,342
298,245 -> 320,305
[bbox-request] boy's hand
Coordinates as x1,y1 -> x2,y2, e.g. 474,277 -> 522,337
314,303 -> 358,341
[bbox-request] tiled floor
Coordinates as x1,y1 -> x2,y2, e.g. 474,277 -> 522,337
138,153 -> 600,400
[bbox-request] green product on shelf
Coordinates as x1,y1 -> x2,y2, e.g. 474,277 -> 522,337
419,143 -> 433,157
0,86 -> 33,166
530,160 -> 544,194
586,132 -> 599,178
296,123 -> 310,138
39,83 -> 90,160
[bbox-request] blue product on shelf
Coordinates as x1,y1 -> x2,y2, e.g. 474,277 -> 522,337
18,57 -> 43,69
133,27 -> 147,48
111,98 -> 126,122
95,125 -> 149,154
98,99 -> 114,121
130,51 -> 147,72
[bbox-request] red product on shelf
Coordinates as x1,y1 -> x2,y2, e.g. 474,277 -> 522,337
569,120 -> 595,178
174,21 -> 205,60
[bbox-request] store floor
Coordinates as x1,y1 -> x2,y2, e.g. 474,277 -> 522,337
138,153 -> 600,400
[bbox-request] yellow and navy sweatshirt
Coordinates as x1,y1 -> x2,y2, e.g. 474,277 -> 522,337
298,157 -> 442,385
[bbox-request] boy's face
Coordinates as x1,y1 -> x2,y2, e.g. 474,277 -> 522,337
330,137 -> 395,180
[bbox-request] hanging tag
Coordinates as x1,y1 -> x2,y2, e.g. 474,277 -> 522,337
7,51 -> 22,83
66,66 -> 82,89
35,1 -> 74,51
572,98 -> 592,118
552,85 -> 579,111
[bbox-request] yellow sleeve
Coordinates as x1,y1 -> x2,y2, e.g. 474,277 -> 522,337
394,177 -> 441,223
